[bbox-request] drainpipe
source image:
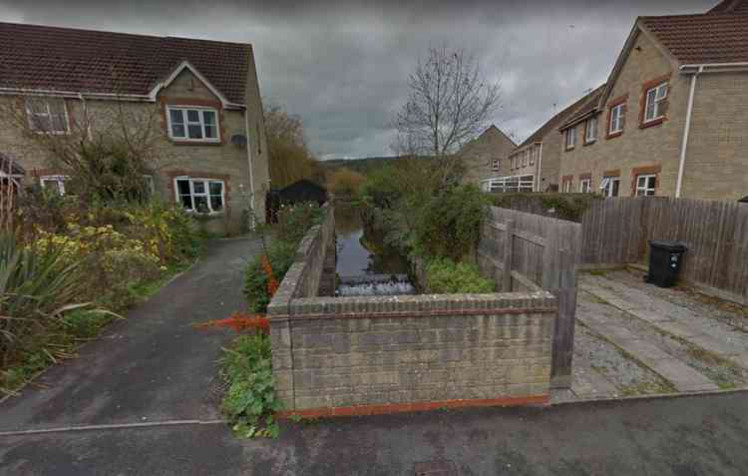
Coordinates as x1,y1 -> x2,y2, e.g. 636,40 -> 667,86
244,108 -> 257,229
676,65 -> 703,198
535,142 -> 543,192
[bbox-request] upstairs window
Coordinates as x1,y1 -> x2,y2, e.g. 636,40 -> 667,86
644,83 -> 668,123
585,116 -> 598,143
167,107 -> 219,142
565,126 -> 576,150
174,177 -> 225,213
26,98 -> 69,134
609,103 -> 625,135
529,147 -> 535,165
491,158 -> 500,172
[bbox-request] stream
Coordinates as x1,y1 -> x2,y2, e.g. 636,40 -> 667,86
334,204 -> 415,296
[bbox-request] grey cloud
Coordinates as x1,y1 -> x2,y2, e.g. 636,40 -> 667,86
1,0 -> 716,158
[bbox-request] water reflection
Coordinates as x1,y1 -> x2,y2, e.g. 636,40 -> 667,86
334,204 -> 410,278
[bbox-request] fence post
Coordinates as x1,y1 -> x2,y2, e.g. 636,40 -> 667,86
503,219 -> 515,292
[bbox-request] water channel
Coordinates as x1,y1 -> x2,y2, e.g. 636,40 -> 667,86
333,204 -> 415,296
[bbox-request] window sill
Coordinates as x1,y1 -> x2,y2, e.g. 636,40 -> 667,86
170,139 -> 223,146
186,210 -> 225,218
606,131 -> 623,140
564,146 -> 575,152
639,117 -> 665,129
583,139 -> 597,146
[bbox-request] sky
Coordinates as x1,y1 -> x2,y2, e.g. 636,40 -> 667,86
0,0 -> 716,159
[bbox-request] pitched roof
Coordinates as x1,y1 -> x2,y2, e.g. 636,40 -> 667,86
558,84 -> 607,130
640,0 -> 748,64
518,84 -> 605,147
0,22 -> 252,104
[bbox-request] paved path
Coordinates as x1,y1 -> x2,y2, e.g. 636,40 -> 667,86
0,237 -> 261,433
1,391 -> 747,474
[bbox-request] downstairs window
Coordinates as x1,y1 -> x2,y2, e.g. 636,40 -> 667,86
174,177 -> 225,213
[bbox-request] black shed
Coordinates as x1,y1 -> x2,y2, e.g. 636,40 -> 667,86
266,179 -> 328,223
278,179 -> 328,206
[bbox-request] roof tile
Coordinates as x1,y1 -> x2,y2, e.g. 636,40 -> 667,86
0,22 -> 251,104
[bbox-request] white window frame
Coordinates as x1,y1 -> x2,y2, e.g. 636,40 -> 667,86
585,116 -> 598,143
166,106 -> 220,143
636,174 -> 657,197
579,178 -> 591,193
26,98 -> 69,135
644,82 -> 668,123
173,177 -> 225,214
563,179 -> 572,193
40,175 -> 68,195
529,147 -> 535,165
600,176 -> 620,197
609,104 -> 624,134
491,158 -> 500,172
565,127 -> 576,150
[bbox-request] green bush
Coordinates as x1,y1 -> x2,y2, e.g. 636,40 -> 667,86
244,241 -> 296,313
490,192 -> 599,222
425,258 -> 495,294
275,202 -> 325,244
61,310 -> 115,339
220,333 -> 281,438
0,233 -> 83,367
414,184 -> 489,261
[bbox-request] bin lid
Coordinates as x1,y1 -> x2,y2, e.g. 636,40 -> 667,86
650,240 -> 687,252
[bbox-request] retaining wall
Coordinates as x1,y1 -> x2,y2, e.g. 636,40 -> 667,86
268,205 -> 558,417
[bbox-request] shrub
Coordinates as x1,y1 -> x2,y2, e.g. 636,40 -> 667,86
425,258 -> 495,294
490,192 -> 599,222
0,233 -> 83,368
327,167 -> 365,199
220,333 -> 281,438
359,165 -> 403,210
244,241 -> 296,313
414,184 -> 489,261
275,202 -> 325,245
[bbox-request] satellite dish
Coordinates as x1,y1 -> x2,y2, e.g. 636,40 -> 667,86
231,134 -> 247,147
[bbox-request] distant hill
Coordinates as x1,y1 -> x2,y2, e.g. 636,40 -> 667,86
322,155 -> 436,175
321,156 -> 400,175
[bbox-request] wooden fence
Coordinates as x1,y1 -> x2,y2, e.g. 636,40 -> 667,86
581,197 -> 748,303
477,206 -> 581,389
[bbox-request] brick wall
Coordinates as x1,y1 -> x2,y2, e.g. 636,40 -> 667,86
271,292 -> 556,417
268,205 -> 558,417
459,126 -> 517,186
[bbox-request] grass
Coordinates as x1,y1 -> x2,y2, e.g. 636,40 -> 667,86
0,263 -> 193,398
619,380 -> 675,396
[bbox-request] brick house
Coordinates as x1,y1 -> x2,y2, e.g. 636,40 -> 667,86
0,22 -> 270,234
558,0 -> 748,200
507,85 -> 604,193
457,125 -> 517,189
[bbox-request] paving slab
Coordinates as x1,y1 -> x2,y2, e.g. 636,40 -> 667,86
577,311 -> 719,392
582,275 -> 748,371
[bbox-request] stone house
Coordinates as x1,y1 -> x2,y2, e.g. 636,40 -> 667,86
506,85 -> 605,193
0,22 -> 270,234
457,125 -> 517,188
558,0 -> 748,200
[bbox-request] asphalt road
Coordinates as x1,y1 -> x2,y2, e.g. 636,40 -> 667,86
2,392 -> 748,475
1,236 -> 747,475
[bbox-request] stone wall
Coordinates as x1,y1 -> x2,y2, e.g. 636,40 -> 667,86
268,205 -> 559,417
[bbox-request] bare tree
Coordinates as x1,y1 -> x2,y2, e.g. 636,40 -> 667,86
395,45 -> 501,187
264,103 -> 320,187
0,92 -> 169,202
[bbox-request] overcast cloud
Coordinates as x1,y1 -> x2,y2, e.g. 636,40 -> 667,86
1,0 -> 714,159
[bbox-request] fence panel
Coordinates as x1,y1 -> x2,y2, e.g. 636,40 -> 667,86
479,206 -> 581,388
581,197 -> 748,303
